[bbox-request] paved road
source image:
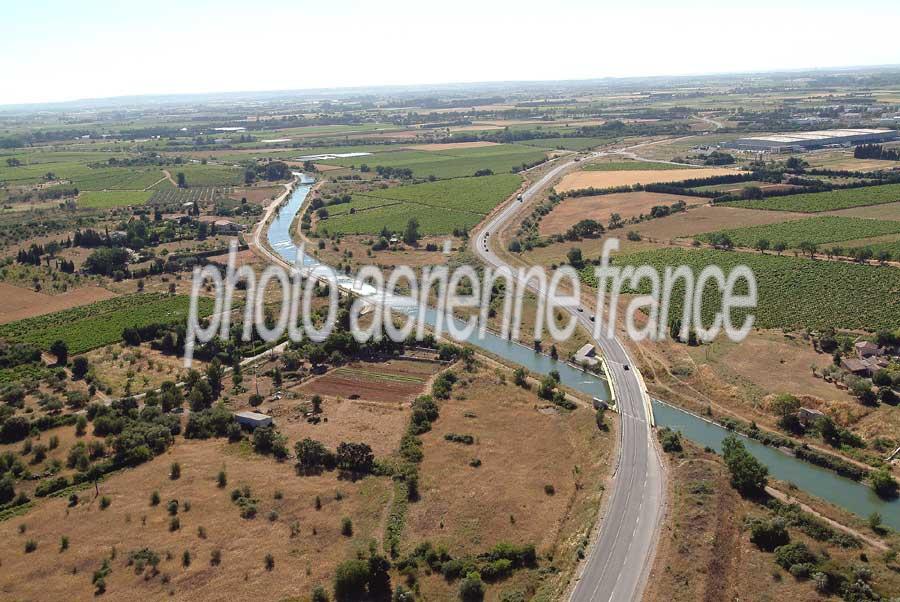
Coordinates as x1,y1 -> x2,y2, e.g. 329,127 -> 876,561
471,156 -> 665,602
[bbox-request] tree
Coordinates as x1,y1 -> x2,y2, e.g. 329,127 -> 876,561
798,241 -> 818,258
71,356 -> 89,379
50,339 -> 68,366
458,571 -> 485,601
333,559 -> 370,602
205,359 -> 225,400
749,517 -> 790,551
368,553 -> 392,600
295,438 -> 332,474
773,241 -> 786,255
84,247 -> 128,276
336,442 -> 374,474
721,434 -> 768,497
403,218 -> 420,245
566,247 -> 584,269
754,239 -> 770,253
176,172 -> 187,188
870,466 -> 898,499
0,472 -> 16,504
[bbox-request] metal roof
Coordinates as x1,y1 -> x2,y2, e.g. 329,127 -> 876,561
738,128 -> 894,144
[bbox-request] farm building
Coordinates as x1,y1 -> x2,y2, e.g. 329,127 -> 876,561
213,219 -> 246,234
234,411 -> 273,429
725,128 -> 898,153
574,343 -> 600,368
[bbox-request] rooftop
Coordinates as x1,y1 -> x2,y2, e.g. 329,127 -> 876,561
738,128 -> 894,144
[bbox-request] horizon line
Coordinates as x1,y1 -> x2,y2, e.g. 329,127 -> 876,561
4,63 -> 900,111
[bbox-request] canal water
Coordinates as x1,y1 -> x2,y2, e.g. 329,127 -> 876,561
269,176 -> 900,530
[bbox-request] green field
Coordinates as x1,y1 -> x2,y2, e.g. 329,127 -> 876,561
580,248 -> 900,331
518,137 -> 612,151
0,293 -> 214,354
171,165 -> 244,187
318,144 -> 547,179
70,167 -> 164,190
317,174 -> 521,235
723,183 -> 900,212
583,161 -> 694,171
844,237 -> 900,259
700,216 -> 900,248
77,190 -> 154,208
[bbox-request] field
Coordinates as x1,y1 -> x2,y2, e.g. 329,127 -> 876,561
556,167 -> 737,192
581,247 -> 900,331
631,205 -> 808,240
0,436 -> 394,602
149,185 -> 232,206
298,359 -> 442,404
645,442 -> 900,601
78,190 -> 154,208
401,366 -> 614,600
723,182 -> 900,212
0,282 -> 117,324
843,237 -> 900,258
700,215 -> 900,248
70,167 -> 164,191
316,174 -> 521,235
539,191 -> 696,235
518,136 -> 613,151
317,144 -> 547,179
582,160 -> 693,171
170,165 -> 244,187
691,180 -> 798,194
0,293 -> 215,354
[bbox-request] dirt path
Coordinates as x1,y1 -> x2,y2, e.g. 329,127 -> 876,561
162,169 -> 178,187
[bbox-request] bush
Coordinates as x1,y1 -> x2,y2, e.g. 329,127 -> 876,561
458,571 -> 485,601
25,539 -> 37,553
341,517 -> 353,537
774,542 -> 816,570
657,427 -> 683,453
750,518 -> 790,551
333,558 -> 370,601
722,434 -> 768,497
170,462 -> 181,480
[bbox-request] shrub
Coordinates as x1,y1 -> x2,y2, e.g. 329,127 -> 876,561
657,427 -> 683,453
211,549 -> 222,566
333,559 -> 370,601
774,542 -> 816,570
99,496 -> 111,510
341,517 -> 353,537
150,490 -> 160,506
458,571 -> 485,601
749,518 -> 790,552
25,539 -> 37,553
170,462 -> 181,480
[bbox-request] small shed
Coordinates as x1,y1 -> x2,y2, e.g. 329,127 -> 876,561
841,357 -> 870,376
574,343 -> 600,368
797,407 -> 825,427
234,410 -> 272,429
855,341 -> 882,359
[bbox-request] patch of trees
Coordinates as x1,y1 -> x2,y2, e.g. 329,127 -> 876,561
245,161 -> 291,183
333,550 -> 394,602
374,166 -> 413,179
721,434 -> 768,497
84,247 -> 129,276
564,218 -> 605,241
657,427 -> 683,453
854,144 -> 899,161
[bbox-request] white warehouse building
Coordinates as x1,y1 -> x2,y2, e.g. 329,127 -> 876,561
726,128 -> 898,152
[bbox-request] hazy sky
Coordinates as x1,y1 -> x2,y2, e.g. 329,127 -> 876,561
4,0 -> 900,105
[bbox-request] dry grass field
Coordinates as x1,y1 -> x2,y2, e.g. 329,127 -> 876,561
538,191 -> 697,235
0,283 -> 117,324
646,442 -> 900,602
403,366 -> 615,600
406,141 -> 500,151
631,205 -> 809,240
297,359 -> 442,404
827,201 -> 900,221
0,437 -> 393,602
555,167 -> 738,192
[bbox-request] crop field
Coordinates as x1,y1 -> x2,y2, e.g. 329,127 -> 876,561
518,136 -> 612,151
170,165 -> 244,187
0,293 -> 215,354
690,180 -> 797,194
556,167 -> 736,192
318,144 -> 547,179
317,174 -> 521,235
69,167 -> 164,190
723,182 -> 900,212
580,247 -> 900,331
77,190 -> 154,208
700,216 -> 900,248
583,160 -> 693,171
844,237 -> 900,258
148,185 -> 232,205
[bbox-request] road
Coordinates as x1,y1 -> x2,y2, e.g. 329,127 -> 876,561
471,156 -> 665,602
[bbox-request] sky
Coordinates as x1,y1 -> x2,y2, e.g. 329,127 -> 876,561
4,0 -> 900,106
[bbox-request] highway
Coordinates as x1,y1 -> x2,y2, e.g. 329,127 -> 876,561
471,156 -> 665,602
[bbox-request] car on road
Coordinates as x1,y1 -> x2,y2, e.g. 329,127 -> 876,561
517,194 -> 523,202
